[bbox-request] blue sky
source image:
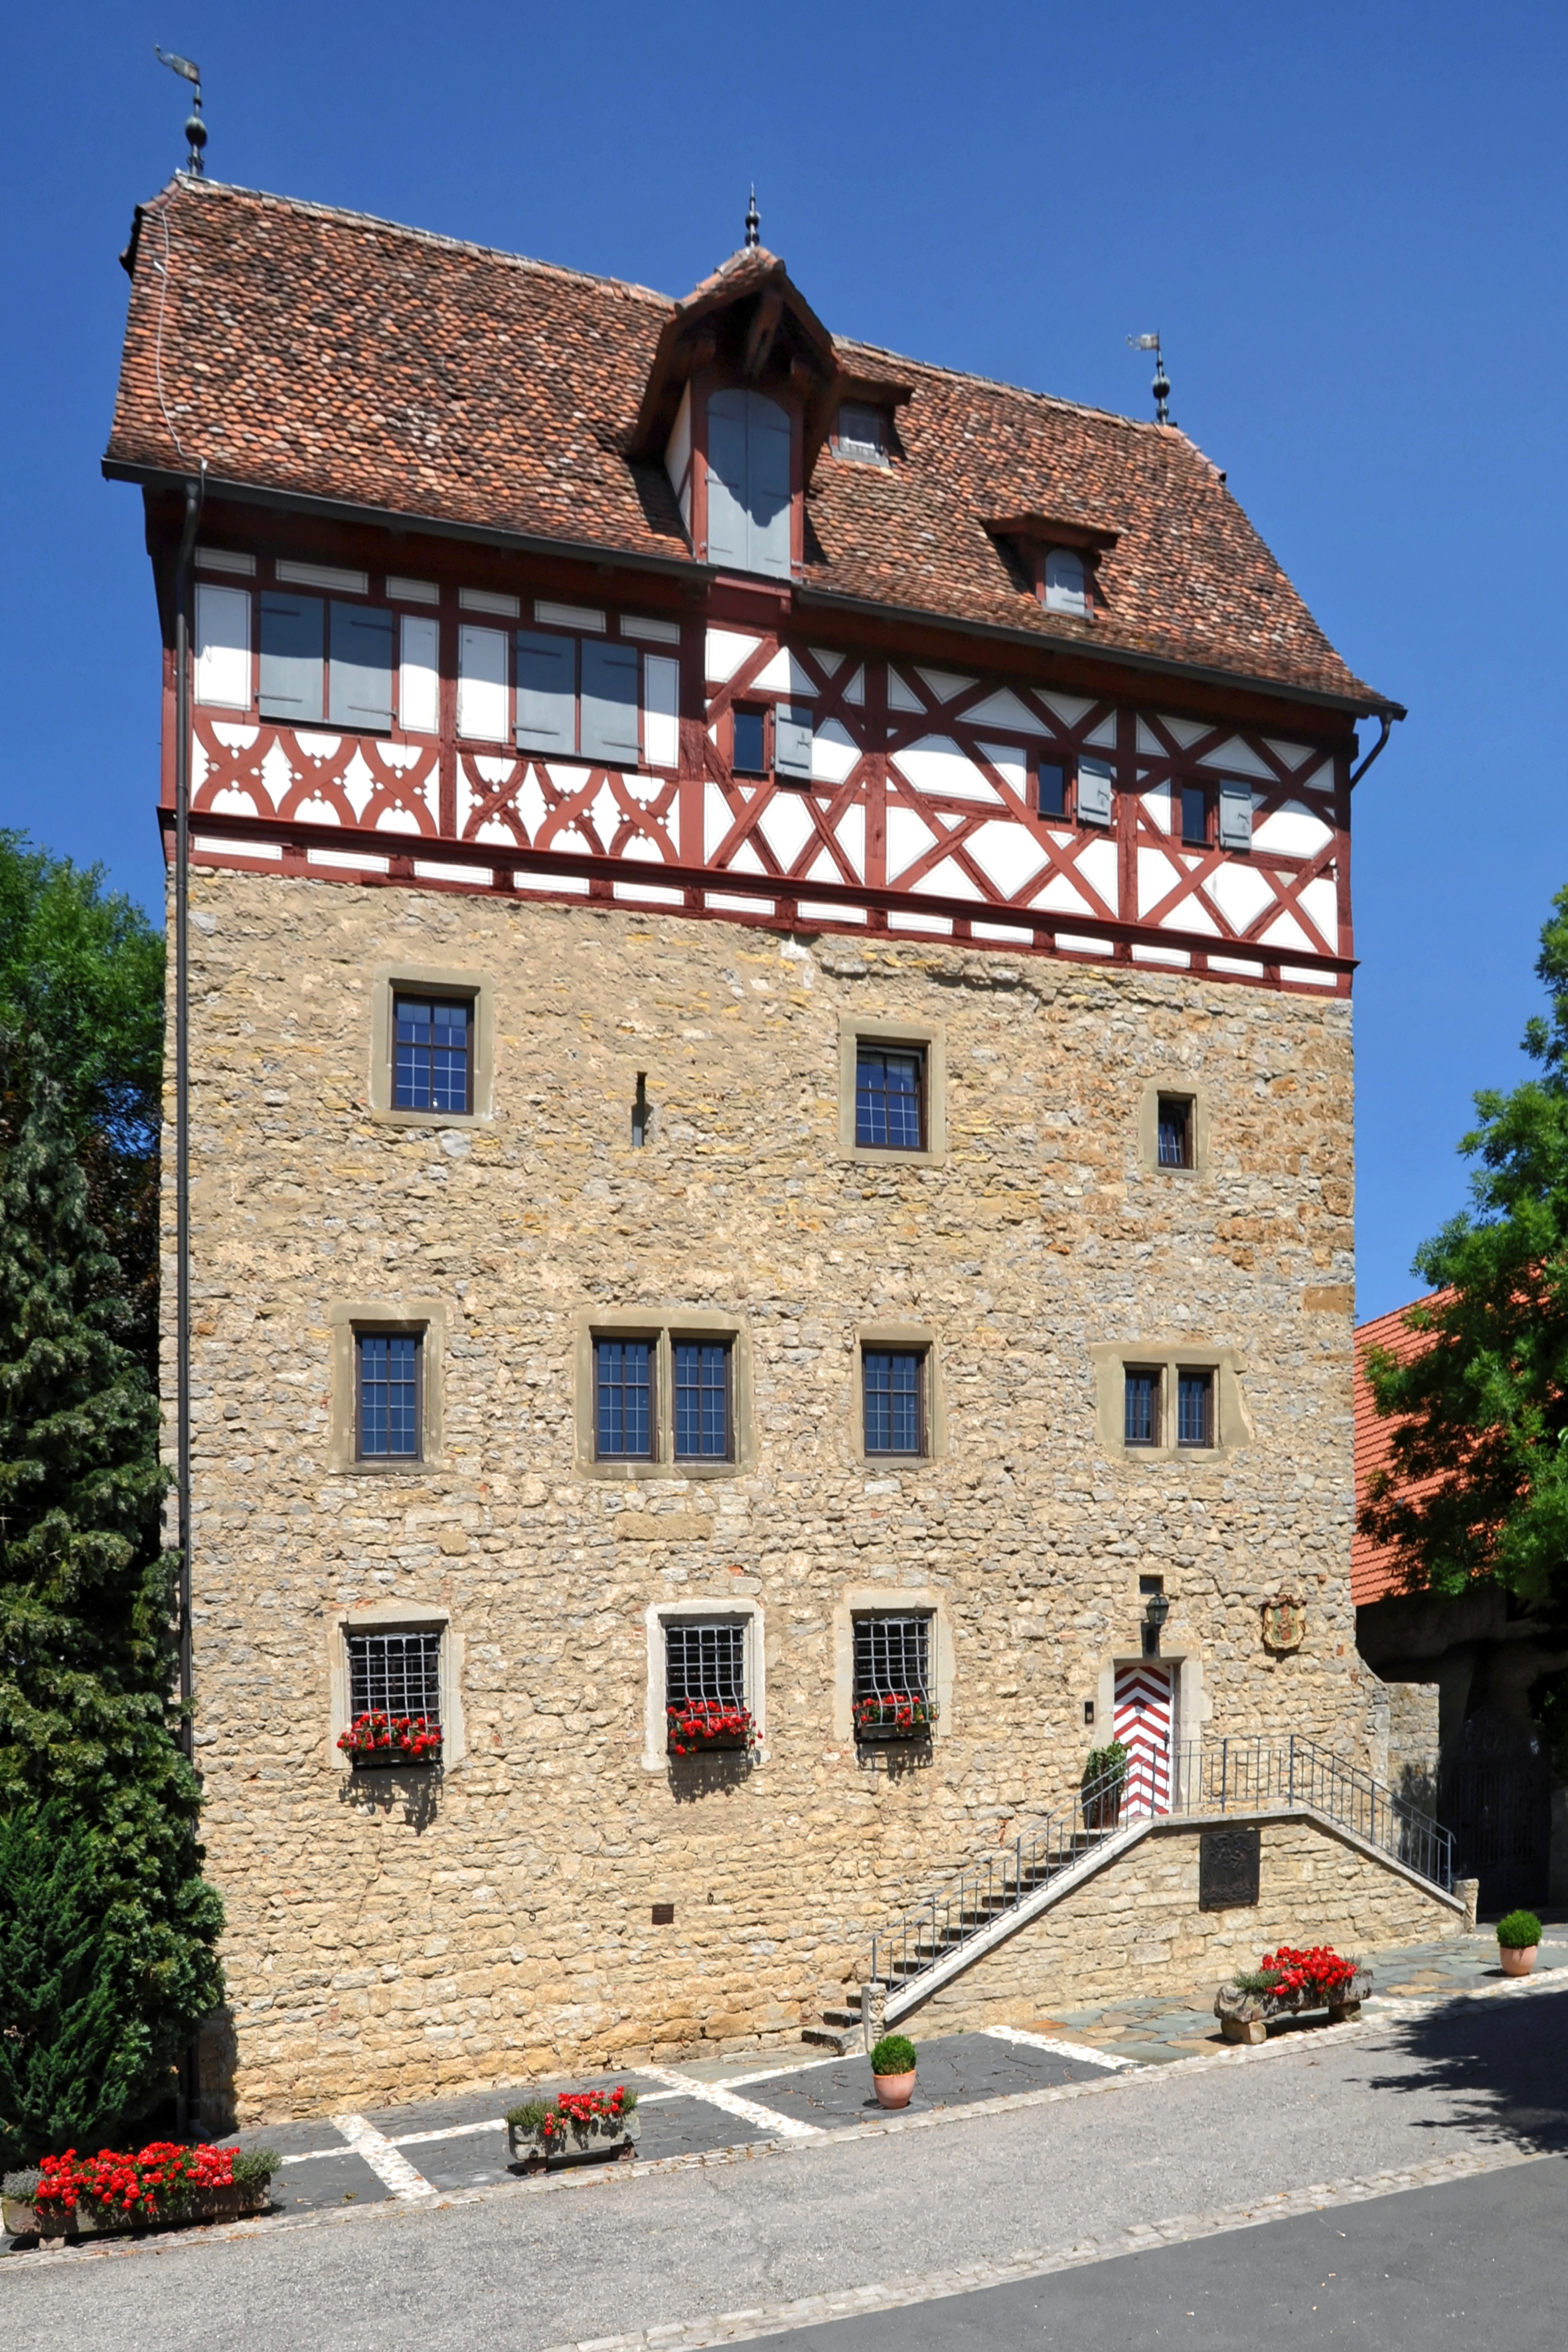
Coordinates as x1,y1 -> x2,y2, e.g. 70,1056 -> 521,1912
2,0 -> 1564,1316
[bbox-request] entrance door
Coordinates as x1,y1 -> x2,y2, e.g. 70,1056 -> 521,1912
1439,1709 -> 1553,1915
1114,1662 -> 1174,1816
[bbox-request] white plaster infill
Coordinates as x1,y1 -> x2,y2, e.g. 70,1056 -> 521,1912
883,1803 -> 1464,2026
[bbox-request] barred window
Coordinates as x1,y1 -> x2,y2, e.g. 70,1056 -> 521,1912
597,1338 -> 653,1459
394,994 -> 473,1114
674,1340 -> 732,1460
855,1047 -> 924,1150
665,1619 -> 745,1708
357,1332 -> 421,1459
864,1349 -> 925,1456
1177,1368 -> 1215,1448
1157,1095 -> 1193,1169
1125,1367 -> 1161,1448
347,1628 -> 441,1724
854,1614 -> 930,1704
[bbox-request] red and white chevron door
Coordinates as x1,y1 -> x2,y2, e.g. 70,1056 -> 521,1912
1113,1662 -> 1174,1816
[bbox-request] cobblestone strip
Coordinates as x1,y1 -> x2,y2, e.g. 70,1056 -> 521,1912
983,2025 -> 1135,2071
331,2114 -> 437,2199
639,2067 -> 822,2140
534,2142 -> 1549,2352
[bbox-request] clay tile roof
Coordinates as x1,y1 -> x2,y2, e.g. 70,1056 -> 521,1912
1352,1294 -> 1450,1606
106,176 -> 1392,711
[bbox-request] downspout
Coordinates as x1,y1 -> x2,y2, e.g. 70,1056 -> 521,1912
173,463 -> 204,1755
1349,710 -> 1395,788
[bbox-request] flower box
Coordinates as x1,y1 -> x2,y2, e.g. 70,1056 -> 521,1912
853,1695 -> 937,1745
666,1700 -> 754,1757
338,1711 -> 442,1768
4,2181 -> 271,2241
505,2090 -> 640,2172
1215,1948 -> 1372,2044
3,2145 -> 279,2242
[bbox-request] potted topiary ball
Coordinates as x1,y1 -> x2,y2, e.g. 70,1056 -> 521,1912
1496,1909 -> 1543,1976
869,2031 -> 918,2109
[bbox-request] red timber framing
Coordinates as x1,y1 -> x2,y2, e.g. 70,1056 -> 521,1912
157,512 -> 1358,998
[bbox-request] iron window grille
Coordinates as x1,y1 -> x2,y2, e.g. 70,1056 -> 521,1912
1157,1095 -> 1194,1169
356,1332 -> 422,1460
394,994 -> 473,1115
595,1338 -> 654,1460
853,1614 -> 935,1741
864,1349 -> 925,1456
1177,1369 -> 1215,1448
665,1618 -> 751,1753
1125,1367 -> 1162,1448
856,1046 -> 925,1150
344,1628 -> 442,1766
674,1340 -> 732,1461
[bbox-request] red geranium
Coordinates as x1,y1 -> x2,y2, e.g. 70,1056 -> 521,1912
337,1711 -> 442,1764
538,2087 -> 628,2140
1259,1945 -> 1358,1999
852,1692 -> 937,1734
35,2142 -> 239,2220
666,1700 -> 754,1757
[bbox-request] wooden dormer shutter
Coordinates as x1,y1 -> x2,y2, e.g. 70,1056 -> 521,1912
707,390 -> 792,580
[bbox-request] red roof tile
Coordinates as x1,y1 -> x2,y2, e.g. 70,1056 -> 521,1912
1352,1294 -> 1450,1606
106,177 -> 1392,712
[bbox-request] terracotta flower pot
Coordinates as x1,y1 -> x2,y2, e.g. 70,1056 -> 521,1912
872,2068 -> 917,2110
1499,1943 -> 1538,1976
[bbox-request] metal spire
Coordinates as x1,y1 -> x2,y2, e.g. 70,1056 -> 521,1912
155,46 -> 207,175
1127,332 -> 1170,424
744,186 -> 760,249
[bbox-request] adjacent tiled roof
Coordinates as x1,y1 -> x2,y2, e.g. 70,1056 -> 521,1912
106,177 -> 1390,710
1352,1295 -> 1449,1607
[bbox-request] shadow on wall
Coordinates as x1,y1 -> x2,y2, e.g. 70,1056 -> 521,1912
338,1766 -> 443,1832
1362,1984 -> 1568,2156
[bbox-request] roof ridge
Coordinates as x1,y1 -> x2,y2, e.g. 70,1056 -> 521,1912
155,173 -> 676,311
832,333 -> 1206,450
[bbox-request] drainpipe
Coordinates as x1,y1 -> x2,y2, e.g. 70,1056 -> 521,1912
173,466 -> 204,1764
1348,711 -> 1395,789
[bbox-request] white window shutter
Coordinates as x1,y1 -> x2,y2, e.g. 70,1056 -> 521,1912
1217,782 -> 1254,850
774,704 -> 813,779
399,614 -> 439,734
457,624 -> 509,742
643,654 -> 679,770
195,584 -> 251,710
1077,756 -> 1114,826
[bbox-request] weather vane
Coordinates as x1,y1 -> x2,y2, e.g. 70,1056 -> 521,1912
1127,332 -> 1170,425
155,46 -> 208,176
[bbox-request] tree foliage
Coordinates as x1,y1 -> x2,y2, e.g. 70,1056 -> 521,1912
1360,885 -> 1568,1608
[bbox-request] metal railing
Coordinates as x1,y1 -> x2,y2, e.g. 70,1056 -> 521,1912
868,1734 -> 1454,2003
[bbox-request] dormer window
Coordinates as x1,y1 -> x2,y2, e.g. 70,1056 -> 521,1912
706,388 -> 793,579
1043,548 -> 1088,616
834,403 -> 888,463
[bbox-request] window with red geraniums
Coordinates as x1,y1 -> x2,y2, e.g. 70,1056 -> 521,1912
338,1710 -> 443,1766
852,1613 -> 936,1741
664,1618 -> 754,1755
35,2144 -> 241,2221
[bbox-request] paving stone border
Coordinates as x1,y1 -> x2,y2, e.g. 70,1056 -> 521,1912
4,1962 -> 1563,2282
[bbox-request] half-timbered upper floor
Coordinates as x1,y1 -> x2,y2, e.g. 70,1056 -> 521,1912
106,177 -> 1399,996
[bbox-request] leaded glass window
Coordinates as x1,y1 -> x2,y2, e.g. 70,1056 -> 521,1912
394,994 -> 472,1114
1177,1368 -> 1215,1448
357,1332 -> 421,1459
864,1349 -> 924,1456
856,1048 -> 923,1150
1125,1368 -> 1161,1448
674,1340 -> 731,1460
597,1338 -> 653,1460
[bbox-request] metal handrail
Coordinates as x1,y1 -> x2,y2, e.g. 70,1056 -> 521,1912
868,1734 -> 1453,1998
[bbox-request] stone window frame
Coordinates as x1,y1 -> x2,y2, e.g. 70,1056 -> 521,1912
327,1300 -> 447,1474
368,961 -> 495,1128
1089,1340 -> 1250,1464
830,1585 -> 954,1745
852,1322 -> 948,1462
328,1598 -> 468,1772
1137,1077 -> 1210,1176
837,1012 -> 947,1168
574,1304 -> 755,1481
641,1594 -> 767,1770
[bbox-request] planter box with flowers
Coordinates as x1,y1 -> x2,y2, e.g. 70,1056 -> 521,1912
506,2088 -> 640,2171
338,1711 -> 442,1769
3,2143 -> 281,2242
666,1699 -> 755,1757
1214,1946 -> 1371,2044
854,1693 -> 938,1745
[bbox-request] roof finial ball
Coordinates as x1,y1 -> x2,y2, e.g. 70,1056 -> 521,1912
155,46 -> 207,177
744,185 -> 760,250
1127,331 -> 1170,426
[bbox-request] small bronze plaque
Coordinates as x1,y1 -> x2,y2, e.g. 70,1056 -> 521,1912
1199,1826 -> 1260,1911
651,1903 -> 674,1924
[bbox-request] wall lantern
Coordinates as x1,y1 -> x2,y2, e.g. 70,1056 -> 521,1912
1142,1589 -> 1172,1658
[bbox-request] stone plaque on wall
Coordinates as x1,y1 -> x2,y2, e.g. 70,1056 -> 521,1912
1199,1826 -> 1261,1910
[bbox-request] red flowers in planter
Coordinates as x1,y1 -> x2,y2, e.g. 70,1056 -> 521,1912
1260,1945 -> 1358,1999
666,1699 -> 754,1757
538,2088 -> 629,2140
35,2142 -> 238,2219
852,1693 -> 937,1735
337,1711 -> 442,1764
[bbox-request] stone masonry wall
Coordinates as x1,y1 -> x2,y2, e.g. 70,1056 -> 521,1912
170,869 -> 1372,2122
903,1813 -> 1461,2035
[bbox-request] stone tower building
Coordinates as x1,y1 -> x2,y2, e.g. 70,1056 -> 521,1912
106,175 -> 1431,2123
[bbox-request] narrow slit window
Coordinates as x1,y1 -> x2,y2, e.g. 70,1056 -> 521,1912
856,1046 -> 924,1150
596,1338 -> 653,1460
394,996 -> 473,1114
863,1349 -> 925,1456
1177,1369 -> 1215,1449
674,1340 -> 732,1460
357,1332 -> 422,1460
1037,759 -> 1068,820
1124,1367 -> 1161,1449
1157,1095 -> 1193,1169
732,706 -> 768,776
347,1628 -> 441,1726
1181,783 -> 1210,846
665,1619 -> 745,1707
